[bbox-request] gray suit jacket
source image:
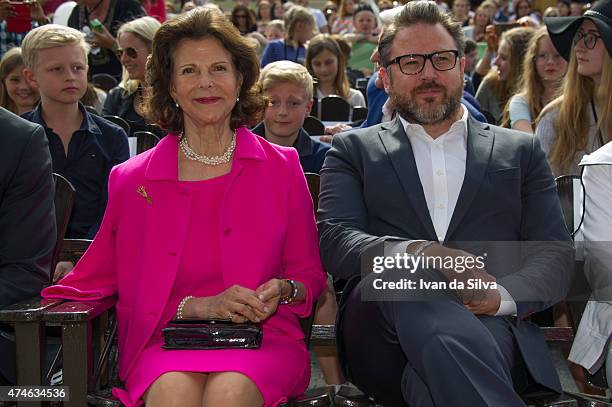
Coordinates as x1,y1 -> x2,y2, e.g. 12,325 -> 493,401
0,107 -> 56,309
318,116 -> 574,391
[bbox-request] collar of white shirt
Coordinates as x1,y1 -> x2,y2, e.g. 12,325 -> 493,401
398,104 -> 469,143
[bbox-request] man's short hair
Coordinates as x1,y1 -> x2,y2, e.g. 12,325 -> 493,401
464,38 -> 477,54
21,24 -> 89,70
259,60 -> 314,101
379,1 -> 465,67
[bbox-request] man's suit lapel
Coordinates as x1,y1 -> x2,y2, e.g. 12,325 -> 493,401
445,118 -> 494,241
379,118 -> 437,240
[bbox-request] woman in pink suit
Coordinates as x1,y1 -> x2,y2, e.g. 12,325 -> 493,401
42,7 -> 327,407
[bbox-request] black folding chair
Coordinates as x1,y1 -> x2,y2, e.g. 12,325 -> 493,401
351,106 -> 368,123
133,131 -> 161,154
102,115 -> 131,136
303,116 -> 326,136
320,95 -> 351,122
50,174 -> 76,283
91,73 -> 118,93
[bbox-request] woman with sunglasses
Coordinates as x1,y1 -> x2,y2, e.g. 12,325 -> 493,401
536,0 -> 611,176
102,16 -> 164,137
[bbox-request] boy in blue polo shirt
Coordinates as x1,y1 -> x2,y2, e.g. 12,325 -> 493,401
21,24 -> 129,241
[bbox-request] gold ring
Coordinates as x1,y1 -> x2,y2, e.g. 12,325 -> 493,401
227,312 -> 233,321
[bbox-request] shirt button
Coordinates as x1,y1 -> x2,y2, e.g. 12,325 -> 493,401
436,170 -> 443,176
436,144 -> 443,149
223,227 -> 232,236
437,204 -> 445,210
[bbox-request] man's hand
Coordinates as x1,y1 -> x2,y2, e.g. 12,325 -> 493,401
422,243 -> 500,314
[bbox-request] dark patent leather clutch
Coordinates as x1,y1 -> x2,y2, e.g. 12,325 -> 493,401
162,319 -> 263,350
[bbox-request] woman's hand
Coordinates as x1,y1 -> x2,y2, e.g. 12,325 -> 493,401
254,278 -> 287,321
28,1 -> 47,24
185,285 -> 268,323
92,24 -> 117,50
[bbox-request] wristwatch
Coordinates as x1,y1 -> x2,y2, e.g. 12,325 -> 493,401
279,279 -> 298,305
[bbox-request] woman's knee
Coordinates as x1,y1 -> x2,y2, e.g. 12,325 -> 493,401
202,372 -> 263,406
145,371 -> 207,405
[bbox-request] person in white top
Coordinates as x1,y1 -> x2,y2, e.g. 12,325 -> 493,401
318,2 -> 573,405
305,34 -> 366,109
568,142 -> 612,388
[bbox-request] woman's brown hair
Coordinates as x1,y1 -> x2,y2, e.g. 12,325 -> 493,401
144,7 -> 266,133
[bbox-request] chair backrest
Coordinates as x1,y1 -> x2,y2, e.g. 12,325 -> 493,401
299,173 -> 321,346
303,115 -> 326,136
51,173 -> 76,283
133,131 -> 161,154
91,73 -> 118,93
320,95 -> 351,122
102,115 -> 131,136
555,174 -> 581,234
351,106 -> 368,123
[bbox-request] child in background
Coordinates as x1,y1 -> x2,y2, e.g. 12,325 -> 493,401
0,47 -> 39,115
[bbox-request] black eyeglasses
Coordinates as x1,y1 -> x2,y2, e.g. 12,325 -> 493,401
116,47 -> 146,59
573,30 -> 602,49
385,50 -> 459,75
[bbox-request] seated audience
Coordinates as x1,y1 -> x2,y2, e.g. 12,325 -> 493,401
536,0 -> 611,176
42,8 -> 326,407
476,26 -> 535,124
0,47 -> 39,114
265,19 -> 285,42
452,0 -> 473,27
253,60 -> 330,173
0,0 -> 48,58
318,3 -> 573,405
306,34 -> 366,108
510,0 -> 539,23
469,1 -> 495,41
67,0 -> 146,80
21,24 -> 129,242
501,27 -> 567,133
344,4 -> 379,75
140,0 -> 166,22
294,0 -> 329,34
231,4 -> 257,35
260,5 -> 315,67
102,16 -> 164,137
81,82 -> 107,113
0,107 -> 55,386
463,38 -> 478,95
557,0 -> 571,16
256,0 -> 273,34
331,0 -> 355,35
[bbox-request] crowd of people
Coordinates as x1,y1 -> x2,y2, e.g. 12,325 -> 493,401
0,0 -> 611,406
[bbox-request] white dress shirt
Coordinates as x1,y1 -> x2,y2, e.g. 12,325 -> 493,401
394,105 -> 516,315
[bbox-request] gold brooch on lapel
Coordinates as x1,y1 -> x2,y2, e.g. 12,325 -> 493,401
137,186 -> 153,205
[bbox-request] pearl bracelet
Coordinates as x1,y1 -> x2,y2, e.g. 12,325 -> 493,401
176,295 -> 194,320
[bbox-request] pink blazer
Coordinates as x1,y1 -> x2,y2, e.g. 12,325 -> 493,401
42,128 -> 327,397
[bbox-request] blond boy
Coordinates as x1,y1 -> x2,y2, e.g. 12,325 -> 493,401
21,24 -> 129,244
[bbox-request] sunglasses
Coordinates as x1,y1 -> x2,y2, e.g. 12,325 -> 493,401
115,47 -> 146,59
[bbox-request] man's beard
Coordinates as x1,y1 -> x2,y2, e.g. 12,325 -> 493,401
391,79 -> 463,125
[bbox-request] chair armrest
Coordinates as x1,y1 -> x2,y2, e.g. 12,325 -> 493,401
43,297 -> 116,324
0,297 -> 64,323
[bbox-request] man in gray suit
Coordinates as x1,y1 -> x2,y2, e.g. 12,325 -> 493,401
318,2 -> 574,406
0,107 -> 56,385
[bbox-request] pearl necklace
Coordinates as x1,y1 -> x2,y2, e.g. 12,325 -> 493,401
179,132 -> 236,165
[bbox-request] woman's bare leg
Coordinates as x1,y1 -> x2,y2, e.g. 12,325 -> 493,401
144,371 -> 208,407
201,371 -> 263,407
